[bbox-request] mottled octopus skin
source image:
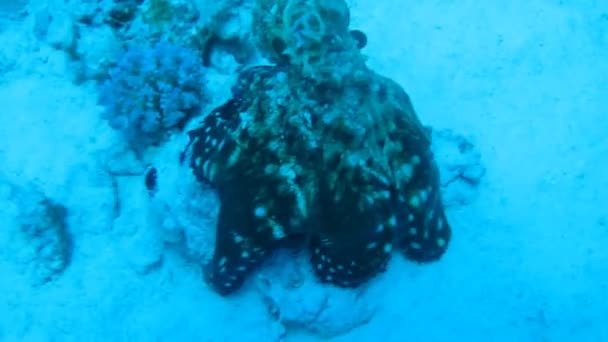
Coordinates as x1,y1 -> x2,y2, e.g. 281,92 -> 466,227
185,65 -> 451,295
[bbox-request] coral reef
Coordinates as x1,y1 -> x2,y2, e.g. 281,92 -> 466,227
98,42 -> 206,151
31,0 -> 257,80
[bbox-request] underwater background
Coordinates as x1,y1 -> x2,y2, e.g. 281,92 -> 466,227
1,0 -> 607,341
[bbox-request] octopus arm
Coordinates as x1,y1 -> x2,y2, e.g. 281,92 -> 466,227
187,100 -> 241,184
310,165 -> 396,287
204,162 -> 304,295
395,149 -> 451,262
203,176 -> 276,295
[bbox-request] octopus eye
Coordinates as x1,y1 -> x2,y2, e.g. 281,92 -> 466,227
271,38 -> 290,64
145,167 -> 158,195
349,29 -> 367,49
376,138 -> 385,148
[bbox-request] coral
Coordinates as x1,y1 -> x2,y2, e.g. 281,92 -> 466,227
98,42 -> 206,150
252,0 -> 361,79
67,0 -> 257,80
136,0 -> 258,67
137,0 -> 202,46
106,0 -> 141,29
190,1 -> 261,68
142,0 -> 183,26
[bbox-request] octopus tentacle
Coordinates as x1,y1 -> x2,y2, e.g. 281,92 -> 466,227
204,178 -> 278,295
395,151 -> 451,262
187,100 -> 241,185
310,163 -> 396,287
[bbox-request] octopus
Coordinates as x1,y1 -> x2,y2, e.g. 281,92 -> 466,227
182,64 -> 452,295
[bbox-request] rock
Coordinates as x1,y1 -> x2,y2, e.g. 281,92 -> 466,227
113,173 -> 164,275
74,24 -> 121,80
432,129 -> 486,207
0,180 -> 72,285
256,252 -> 378,338
145,136 -> 218,264
33,8 -> 52,40
44,10 -> 76,50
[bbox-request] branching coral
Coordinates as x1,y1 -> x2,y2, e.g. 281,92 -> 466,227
98,42 -> 206,150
